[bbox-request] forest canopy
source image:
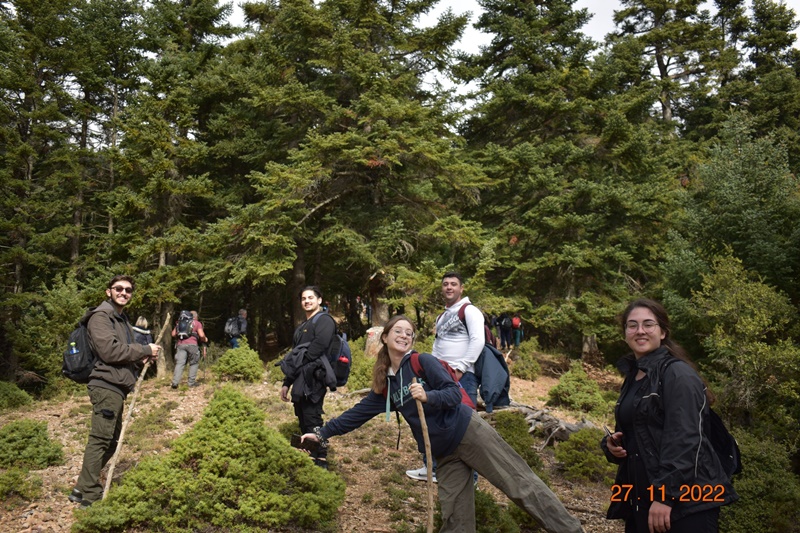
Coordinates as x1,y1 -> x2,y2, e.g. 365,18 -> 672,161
2,0 -> 800,472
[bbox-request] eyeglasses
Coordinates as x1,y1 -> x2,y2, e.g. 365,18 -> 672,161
391,328 -> 415,339
625,320 -> 658,333
111,286 -> 133,294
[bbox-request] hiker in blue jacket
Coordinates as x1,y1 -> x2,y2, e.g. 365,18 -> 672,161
302,315 -> 583,533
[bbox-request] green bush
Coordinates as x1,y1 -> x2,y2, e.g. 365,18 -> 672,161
547,361 -> 612,417
72,386 -> 345,532
0,381 -> 33,411
214,342 -> 264,382
418,490 -> 520,533
492,410 -> 548,484
0,419 -> 64,469
0,467 -> 43,501
346,337 -> 373,391
509,343 -> 541,381
554,427 -> 616,484
719,429 -> 800,533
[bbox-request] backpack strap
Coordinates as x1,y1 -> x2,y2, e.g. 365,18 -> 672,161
435,303 -> 471,338
409,351 -> 423,377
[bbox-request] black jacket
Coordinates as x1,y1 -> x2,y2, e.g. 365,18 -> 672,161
602,347 -> 738,522
282,311 -> 337,402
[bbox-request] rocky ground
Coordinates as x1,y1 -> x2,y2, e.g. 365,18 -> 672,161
1,361 -> 625,533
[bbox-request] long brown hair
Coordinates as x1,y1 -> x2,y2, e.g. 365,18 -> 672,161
371,315 -> 416,394
621,298 -> 714,404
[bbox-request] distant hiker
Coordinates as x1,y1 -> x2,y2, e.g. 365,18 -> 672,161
132,316 -> 153,345
407,271 -> 483,483
171,310 -> 207,389
498,312 -> 513,350
69,275 -> 160,509
225,309 -> 247,348
279,286 -> 337,469
511,313 -> 523,348
602,299 -> 738,533
301,315 -> 584,533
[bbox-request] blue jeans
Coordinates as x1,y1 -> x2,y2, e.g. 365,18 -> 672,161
229,336 -> 239,348
459,371 -> 479,410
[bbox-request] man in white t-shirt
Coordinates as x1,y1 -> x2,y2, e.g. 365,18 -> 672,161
406,271 -> 484,482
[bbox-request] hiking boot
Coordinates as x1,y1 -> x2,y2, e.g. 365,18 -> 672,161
171,383 -> 178,389
405,465 -> 437,483
79,499 -> 93,509
68,489 -> 82,503
188,382 -> 199,388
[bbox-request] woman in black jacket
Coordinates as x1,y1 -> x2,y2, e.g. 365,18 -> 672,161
602,299 -> 737,533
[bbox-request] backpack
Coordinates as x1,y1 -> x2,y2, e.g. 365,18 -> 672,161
176,310 -> 194,340
437,303 -> 497,348
511,316 -> 521,329
310,312 -> 351,387
501,316 -> 512,328
224,316 -> 241,337
62,310 -> 98,383
661,358 -> 742,479
409,351 -> 475,409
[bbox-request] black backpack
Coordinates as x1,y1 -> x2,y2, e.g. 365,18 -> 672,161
176,310 -> 194,340
661,358 -> 742,479
224,316 -> 240,337
62,310 -> 98,383
310,312 -> 351,388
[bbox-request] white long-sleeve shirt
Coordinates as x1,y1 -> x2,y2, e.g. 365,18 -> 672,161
432,297 -> 485,374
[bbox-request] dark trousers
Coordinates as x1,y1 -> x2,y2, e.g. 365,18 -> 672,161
294,395 -> 327,461
626,505 -> 720,533
75,386 -> 124,503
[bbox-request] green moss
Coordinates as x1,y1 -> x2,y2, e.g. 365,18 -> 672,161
0,419 -> 64,469
72,386 -> 345,532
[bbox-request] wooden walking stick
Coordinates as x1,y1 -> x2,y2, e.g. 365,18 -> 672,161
413,377 -> 435,533
103,312 -> 171,499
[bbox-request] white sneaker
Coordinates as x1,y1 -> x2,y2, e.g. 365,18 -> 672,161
405,465 -> 437,483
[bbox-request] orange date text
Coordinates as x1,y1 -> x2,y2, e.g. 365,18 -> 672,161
610,484 -> 726,503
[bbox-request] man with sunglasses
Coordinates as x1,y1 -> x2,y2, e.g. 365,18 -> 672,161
70,275 -> 160,509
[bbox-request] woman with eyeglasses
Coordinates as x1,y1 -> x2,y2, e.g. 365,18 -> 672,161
602,299 -> 738,533
301,315 -> 583,533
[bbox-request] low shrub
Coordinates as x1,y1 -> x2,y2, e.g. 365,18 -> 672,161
0,419 -> 64,469
418,490 -> 520,533
72,386 -> 345,532
509,345 -> 541,382
346,338 -> 373,391
0,381 -> 33,412
0,467 -> 42,502
492,410 -> 548,484
213,342 -> 263,382
554,427 -> 616,484
719,429 -> 800,533
547,361 -> 612,417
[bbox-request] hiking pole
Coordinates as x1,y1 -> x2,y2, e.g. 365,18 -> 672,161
413,377 -> 434,533
103,312 -> 171,500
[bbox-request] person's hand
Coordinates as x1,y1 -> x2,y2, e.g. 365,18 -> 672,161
648,500 -> 672,533
453,369 -> 463,381
280,385 -> 290,402
409,382 -> 427,403
301,433 -> 318,443
606,431 -> 627,458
